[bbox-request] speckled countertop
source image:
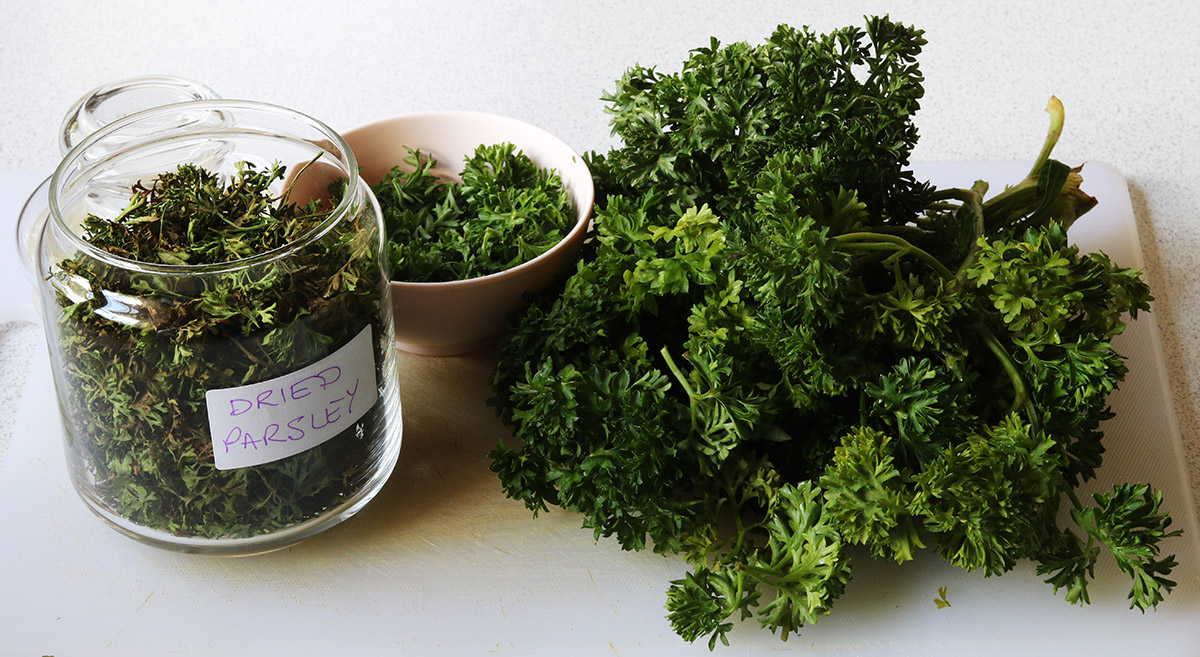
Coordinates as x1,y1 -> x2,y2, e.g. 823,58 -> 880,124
1,1 -> 1198,511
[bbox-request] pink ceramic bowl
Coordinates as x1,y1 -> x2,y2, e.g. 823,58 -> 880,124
341,111 -> 594,356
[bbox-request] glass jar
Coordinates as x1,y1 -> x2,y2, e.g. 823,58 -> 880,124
36,100 -> 403,554
19,76 -> 221,287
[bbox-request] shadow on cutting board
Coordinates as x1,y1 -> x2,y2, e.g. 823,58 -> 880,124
303,344 -> 521,547
1125,178 -> 1200,519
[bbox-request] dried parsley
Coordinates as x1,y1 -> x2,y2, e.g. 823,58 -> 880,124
47,159 -> 392,541
374,142 -> 574,282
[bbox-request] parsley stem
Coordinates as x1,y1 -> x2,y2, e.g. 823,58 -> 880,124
660,346 -> 696,400
1030,96 -> 1065,179
112,193 -> 148,224
866,224 -> 929,239
834,232 -> 954,279
1065,487 -> 1085,511
276,152 -> 325,204
930,186 -> 986,225
978,177 -> 1040,232
976,323 -> 1040,433
931,183 -> 988,276
660,347 -> 703,438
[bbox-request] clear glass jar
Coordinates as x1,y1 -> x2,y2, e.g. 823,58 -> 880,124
19,76 -> 222,287
37,100 -> 403,554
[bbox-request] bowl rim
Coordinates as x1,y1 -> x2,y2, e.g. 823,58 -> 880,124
342,110 -> 595,289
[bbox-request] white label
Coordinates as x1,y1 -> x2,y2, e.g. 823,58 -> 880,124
205,325 -> 378,470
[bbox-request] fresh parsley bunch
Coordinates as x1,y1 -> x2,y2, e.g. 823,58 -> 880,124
489,17 -> 1180,648
373,142 -> 574,282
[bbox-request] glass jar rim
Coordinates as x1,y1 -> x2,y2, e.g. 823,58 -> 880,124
58,74 -> 221,156
47,99 -> 364,276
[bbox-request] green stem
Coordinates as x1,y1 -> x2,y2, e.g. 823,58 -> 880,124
728,507 -> 749,559
978,97 -> 1068,233
953,181 -> 989,276
931,186 -> 987,222
978,178 -> 1040,232
1030,96 -> 1065,178
276,151 -> 327,204
834,232 -> 954,279
864,224 -> 929,239
660,346 -> 695,399
112,194 -> 147,223
660,347 -> 700,436
1065,487 -> 1084,511
975,323 -> 1040,432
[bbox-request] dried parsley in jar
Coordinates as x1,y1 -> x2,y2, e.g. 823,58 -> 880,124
37,101 -> 402,554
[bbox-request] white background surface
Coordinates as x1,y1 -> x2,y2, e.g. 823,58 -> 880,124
1,1 -> 1199,654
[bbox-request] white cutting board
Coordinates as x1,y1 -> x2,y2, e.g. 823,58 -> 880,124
0,162 -> 1196,656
